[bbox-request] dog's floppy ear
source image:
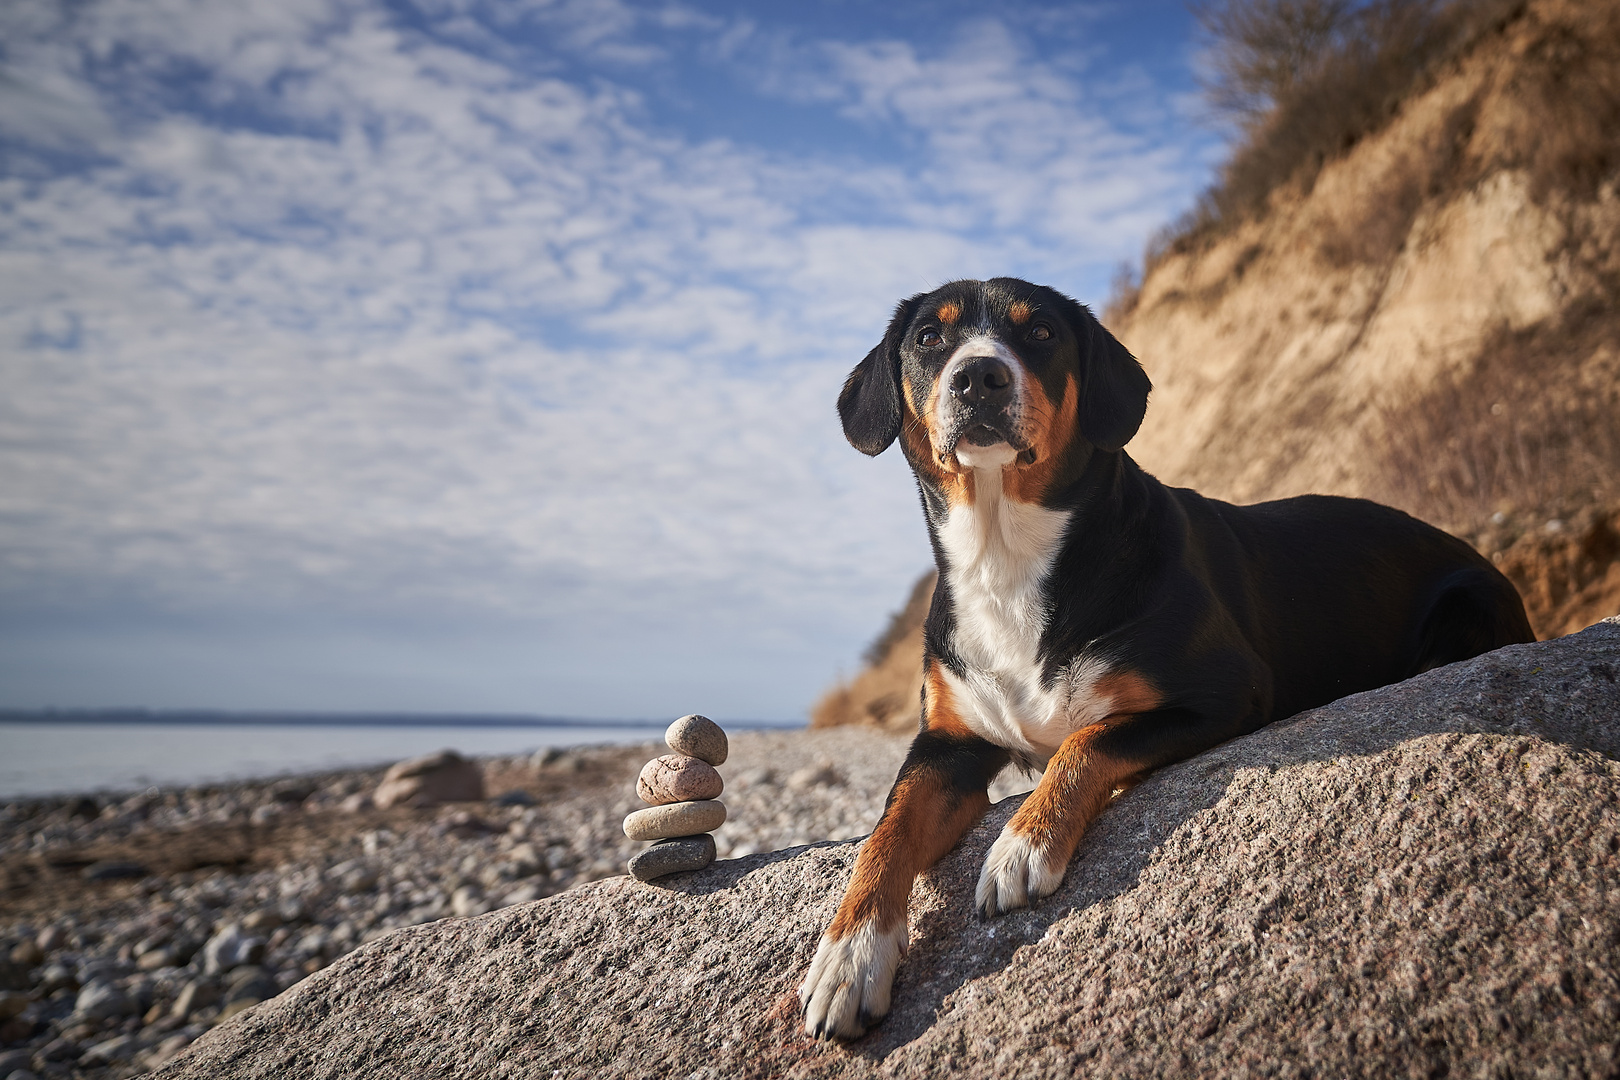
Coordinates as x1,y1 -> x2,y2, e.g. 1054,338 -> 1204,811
1071,302 -> 1151,452
838,293 -> 924,456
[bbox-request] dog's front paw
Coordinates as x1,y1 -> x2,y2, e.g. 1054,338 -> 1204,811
976,825 -> 1065,916
798,920 -> 907,1039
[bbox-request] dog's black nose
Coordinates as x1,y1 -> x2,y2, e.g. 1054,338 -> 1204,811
949,357 -> 1013,405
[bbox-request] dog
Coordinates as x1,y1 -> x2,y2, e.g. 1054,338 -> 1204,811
797,277 -> 1534,1039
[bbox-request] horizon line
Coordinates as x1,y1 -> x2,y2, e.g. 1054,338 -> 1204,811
0,708 -> 806,730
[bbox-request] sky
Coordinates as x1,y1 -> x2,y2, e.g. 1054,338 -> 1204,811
0,0 -> 1223,721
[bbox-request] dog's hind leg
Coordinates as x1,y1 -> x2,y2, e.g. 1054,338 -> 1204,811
1409,567 -> 1536,675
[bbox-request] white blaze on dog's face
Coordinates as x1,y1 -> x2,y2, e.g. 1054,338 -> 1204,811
933,335 -> 1029,471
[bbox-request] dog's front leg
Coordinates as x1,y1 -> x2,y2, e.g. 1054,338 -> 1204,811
800,729 -> 1007,1038
977,707 -> 1228,915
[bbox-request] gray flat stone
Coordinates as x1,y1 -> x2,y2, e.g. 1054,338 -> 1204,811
625,834 -> 716,882
622,800 -> 727,842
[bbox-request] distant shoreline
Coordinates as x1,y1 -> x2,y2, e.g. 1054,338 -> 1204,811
0,710 -> 804,730
0,715 -> 805,802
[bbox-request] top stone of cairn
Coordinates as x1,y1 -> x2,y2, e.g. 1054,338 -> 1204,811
666,714 -> 727,766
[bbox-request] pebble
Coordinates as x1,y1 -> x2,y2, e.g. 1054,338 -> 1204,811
450,886 -> 490,918
37,962 -> 77,994
241,908 -> 282,931
73,980 -> 134,1020
80,1034 -> 137,1066
137,947 -> 177,971
81,860 -> 149,882
201,925 -> 265,976
374,749 -> 484,809
142,1032 -> 195,1070
172,980 -> 219,1021
636,755 -> 722,805
622,800 -> 727,841
627,834 -> 717,882
217,998 -> 260,1023
501,883 -> 545,906
8,941 -> 42,968
786,762 -> 844,790
665,714 -> 728,766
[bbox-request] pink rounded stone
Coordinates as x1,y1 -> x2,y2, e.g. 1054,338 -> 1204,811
637,754 -> 723,805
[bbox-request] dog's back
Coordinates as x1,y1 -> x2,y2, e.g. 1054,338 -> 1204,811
1175,491 -> 1534,721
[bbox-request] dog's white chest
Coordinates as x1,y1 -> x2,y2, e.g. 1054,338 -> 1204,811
935,472 -> 1115,762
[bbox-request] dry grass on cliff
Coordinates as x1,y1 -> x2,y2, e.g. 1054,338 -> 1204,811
1129,0 -> 1620,296
1367,308 -> 1620,534
1142,0 -> 1515,274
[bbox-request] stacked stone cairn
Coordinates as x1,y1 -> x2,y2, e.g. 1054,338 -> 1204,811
624,715 -> 728,882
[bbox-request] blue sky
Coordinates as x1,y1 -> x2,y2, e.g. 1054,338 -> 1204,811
0,0 -> 1221,720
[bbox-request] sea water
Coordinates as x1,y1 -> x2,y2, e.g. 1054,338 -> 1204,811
0,716 -> 792,800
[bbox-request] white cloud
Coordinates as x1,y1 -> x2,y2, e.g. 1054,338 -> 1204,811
0,0 -> 1213,716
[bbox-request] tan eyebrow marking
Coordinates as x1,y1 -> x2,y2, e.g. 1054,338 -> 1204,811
936,301 -> 961,325
1008,300 -> 1032,325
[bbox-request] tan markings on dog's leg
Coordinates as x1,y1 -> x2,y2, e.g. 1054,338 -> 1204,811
1093,670 -> 1162,716
801,671 -> 989,1038
1004,373 -> 1076,505
802,771 -> 990,1037
922,662 -> 980,742
900,372 -> 973,507
976,721 -> 1146,916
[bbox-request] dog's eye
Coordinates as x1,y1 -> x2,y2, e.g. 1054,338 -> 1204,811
1029,323 -> 1052,342
917,329 -> 942,348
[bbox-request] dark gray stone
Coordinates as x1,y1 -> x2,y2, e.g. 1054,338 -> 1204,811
72,981 -> 133,1021
158,621 -> 1620,1079
626,834 -> 717,882
81,860 -> 149,882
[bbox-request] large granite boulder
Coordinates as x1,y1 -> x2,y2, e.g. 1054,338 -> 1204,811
160,620 -> 1620,1078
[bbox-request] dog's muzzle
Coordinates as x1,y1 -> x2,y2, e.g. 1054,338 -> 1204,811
944,355 -> 1026,456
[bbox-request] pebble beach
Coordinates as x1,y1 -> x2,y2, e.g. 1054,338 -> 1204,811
0,726 -> 1038,1078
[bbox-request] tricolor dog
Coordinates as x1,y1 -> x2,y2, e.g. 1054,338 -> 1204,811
798,277 -> 1534,1039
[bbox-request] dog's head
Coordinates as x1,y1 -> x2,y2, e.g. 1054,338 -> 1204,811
837,278 -> 1150,500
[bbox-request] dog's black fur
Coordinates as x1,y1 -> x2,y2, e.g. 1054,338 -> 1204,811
798,277 -> 1534,1040
841,277 -> 1532,740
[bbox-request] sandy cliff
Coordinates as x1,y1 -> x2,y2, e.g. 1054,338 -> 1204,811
1117,0 -> 1620,521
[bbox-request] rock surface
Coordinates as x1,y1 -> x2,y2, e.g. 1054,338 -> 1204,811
373,749 -> 485,809
158,620 -> 1620,1078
